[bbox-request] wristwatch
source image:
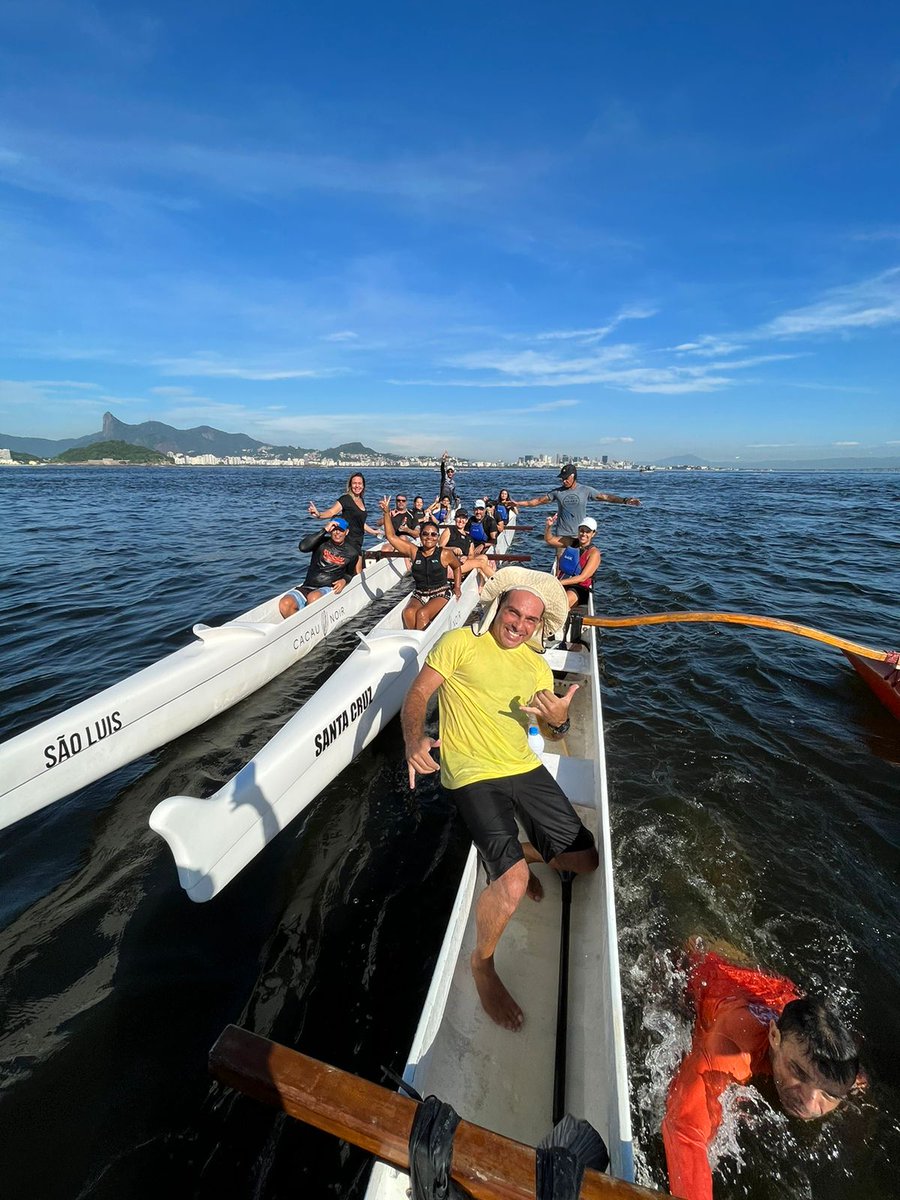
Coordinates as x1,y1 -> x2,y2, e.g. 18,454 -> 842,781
548,718 -> 570,736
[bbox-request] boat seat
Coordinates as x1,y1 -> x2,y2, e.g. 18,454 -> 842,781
537,752 -> 595,806
542,646 -> 592,675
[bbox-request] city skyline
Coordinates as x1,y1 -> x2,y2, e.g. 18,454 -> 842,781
1,3 -> 898,463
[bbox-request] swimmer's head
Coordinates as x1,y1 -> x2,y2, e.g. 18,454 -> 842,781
769,996 -> 862,1120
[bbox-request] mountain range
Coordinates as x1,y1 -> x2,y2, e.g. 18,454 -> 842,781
0,412 -> 398,462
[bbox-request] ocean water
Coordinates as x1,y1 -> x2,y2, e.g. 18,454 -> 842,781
0,465 -> 898,1199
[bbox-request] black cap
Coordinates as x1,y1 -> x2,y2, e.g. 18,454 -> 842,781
558,463 -> 577,478
455,508 -> 469,519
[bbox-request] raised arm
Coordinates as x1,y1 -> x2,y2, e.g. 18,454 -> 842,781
308,498 -> 343,521
401,664 -> 446,789
543,514 -> 564,549
513,493 -> 551,509
377,497 -> 417,556
592,491 -> 640,506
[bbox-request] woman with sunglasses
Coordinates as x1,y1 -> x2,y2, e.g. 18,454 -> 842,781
379,497 -> 462,630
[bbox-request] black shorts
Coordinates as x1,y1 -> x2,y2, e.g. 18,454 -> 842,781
450,764 -> 595,881
567,583 -> 591,607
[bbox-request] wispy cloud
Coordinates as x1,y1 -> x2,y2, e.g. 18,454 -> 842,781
154,355 -> 352,382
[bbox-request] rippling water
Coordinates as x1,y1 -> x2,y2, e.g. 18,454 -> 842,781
1,466 -> 898,1200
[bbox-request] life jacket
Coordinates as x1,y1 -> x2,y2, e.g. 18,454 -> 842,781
469,519 -> 487,543
495,503 -> 509,522
558,546 -> 582,577
412,548 -> 447,591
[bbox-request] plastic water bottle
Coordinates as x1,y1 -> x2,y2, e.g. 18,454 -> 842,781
527,723 -> 544,755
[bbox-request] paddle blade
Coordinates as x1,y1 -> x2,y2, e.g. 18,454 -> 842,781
539,1113 -> 610,1172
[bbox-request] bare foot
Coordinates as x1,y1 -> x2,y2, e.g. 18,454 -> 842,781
526,870 -> 544,902
471,953 -> 524,1031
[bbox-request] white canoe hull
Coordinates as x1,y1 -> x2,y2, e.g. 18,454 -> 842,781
366,595 -> 635,1194
0,550 -> 408,832
151,570 -> 483,902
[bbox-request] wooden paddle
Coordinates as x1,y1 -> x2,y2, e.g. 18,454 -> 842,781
210,1025 -> 664,1199
582,611 -> 898,665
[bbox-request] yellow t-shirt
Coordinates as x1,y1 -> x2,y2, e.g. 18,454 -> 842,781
425,627 -> 553,789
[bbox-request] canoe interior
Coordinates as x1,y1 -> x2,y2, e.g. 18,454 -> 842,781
366,607 -> 634,1197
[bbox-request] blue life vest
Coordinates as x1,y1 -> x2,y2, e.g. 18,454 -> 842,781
469,519 -> 487,543
558,546 -> 581,577
495,503 -> 509,522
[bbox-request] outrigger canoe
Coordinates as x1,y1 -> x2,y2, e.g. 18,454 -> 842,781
151,515 -> 517,901
0,547 -> 409,833
844,650 -> 900,721
207,588 -> 640,1196
365,590 -> 635,1195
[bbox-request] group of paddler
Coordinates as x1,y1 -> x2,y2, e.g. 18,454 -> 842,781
284,456 -> 865,1200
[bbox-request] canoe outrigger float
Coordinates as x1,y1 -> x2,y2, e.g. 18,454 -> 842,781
208,580 -> 645,1196
0,546 -> 409,833
150,516 -> 518,901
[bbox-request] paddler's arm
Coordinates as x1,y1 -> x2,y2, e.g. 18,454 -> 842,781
442,549 -> 462,599
514,493 -> 550,509
521,683 -> 579,738
592,491 -> 640,506
308,499 -> 342,520
402,665 -> 445,789
543,514 -> 564,549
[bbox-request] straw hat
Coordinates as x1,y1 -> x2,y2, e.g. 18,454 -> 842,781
473,567 -> 568,650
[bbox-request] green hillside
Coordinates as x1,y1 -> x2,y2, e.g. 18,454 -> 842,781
54,440 -> 173,464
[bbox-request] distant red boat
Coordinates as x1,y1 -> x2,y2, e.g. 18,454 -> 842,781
844,651 -> 900,722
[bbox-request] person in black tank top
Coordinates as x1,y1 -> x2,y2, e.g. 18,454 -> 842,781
378,498 -> 463,630
307,472 -> 380,552
440,509 -> 497,580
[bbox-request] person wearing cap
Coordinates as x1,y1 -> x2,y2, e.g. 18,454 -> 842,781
440,451 -> 460,507
440,508 -> 497,579
387,492 -> 419,539
468,499 -> 499,552
544,514 -> 601,608
513,463 -> 639,543
402,568 -> 598,1031
278,519 -> 362,618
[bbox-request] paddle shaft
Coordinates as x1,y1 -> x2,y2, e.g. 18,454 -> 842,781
553,871 -> 575,1127
210,1026 -> 663,1199
583,611 -> 897,664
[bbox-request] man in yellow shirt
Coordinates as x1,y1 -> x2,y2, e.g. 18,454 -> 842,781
402,568 -> 598,1031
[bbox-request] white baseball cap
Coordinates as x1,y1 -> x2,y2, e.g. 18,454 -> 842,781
578,517 -> 597,531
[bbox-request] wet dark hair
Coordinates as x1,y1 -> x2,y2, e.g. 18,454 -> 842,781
420,520 -> 440,534
778,996 -> 859,1092
346,472 -> 366,492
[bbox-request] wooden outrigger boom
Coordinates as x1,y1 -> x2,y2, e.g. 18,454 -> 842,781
209,1025 -> 664,1200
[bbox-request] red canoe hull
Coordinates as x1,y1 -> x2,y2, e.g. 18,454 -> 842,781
844,651 -> 900,721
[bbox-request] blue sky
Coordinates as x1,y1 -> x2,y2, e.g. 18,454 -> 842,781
1,2 -> 898,462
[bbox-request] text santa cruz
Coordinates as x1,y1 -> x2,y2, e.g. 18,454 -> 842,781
314,685 -> 374,757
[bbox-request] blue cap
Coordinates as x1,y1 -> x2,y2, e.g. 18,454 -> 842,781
332,518 -> 349,531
